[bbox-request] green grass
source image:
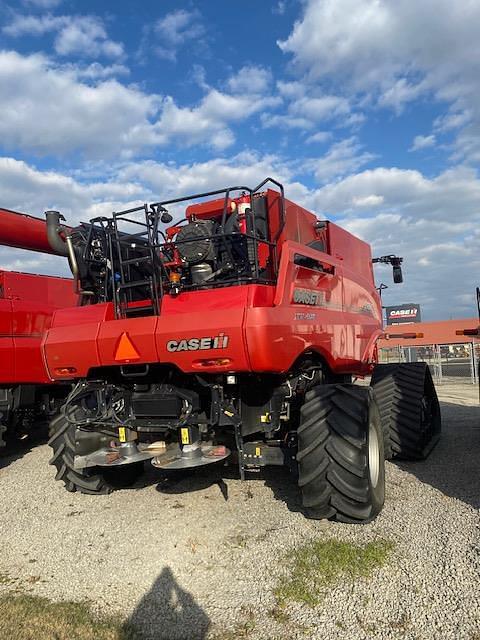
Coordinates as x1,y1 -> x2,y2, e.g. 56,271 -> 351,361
275,538 -> 394,607
0,593 -> 141,640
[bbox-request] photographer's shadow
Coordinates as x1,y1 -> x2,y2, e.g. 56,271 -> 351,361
126,566 -> 210,640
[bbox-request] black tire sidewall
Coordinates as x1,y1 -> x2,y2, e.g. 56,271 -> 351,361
367,393 -> 385,517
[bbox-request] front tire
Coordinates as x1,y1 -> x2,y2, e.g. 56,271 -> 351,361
48,408 -> 143,494
297,384 -> 385,523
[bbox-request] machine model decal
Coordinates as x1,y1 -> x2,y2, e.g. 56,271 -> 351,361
293,288 -> 324,306
294,312 -> 317,321
293,288 -> 375,317
166,333 -> 229,352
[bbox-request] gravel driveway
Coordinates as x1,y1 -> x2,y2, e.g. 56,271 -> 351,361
1,383 -> 479,639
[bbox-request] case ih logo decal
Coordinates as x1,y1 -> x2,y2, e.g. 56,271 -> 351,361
166,333 -> 229,352
386,304 -> 421,325
390,308 -> 417,318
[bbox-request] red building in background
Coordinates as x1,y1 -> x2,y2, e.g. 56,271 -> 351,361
378,318 -> 479,383
378,318 -> 479,349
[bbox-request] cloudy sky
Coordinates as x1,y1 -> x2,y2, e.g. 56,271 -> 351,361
0,0 -> 479,319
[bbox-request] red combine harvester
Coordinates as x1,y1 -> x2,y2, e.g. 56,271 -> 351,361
44,179 -> 441,522
0,208 -> 77,448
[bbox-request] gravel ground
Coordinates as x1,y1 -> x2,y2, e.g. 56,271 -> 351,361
0,383 -> 479,640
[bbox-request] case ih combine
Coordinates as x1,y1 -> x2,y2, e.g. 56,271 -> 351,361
0,208 -> 76,448
42,179 -> 440,522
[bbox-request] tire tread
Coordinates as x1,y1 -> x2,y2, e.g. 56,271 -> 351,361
298,384 -> 384,523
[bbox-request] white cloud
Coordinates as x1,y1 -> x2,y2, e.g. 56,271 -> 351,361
306,131 -> 331,144
55,17 -> 124,58
410,134 -> 436,152
0,156 -> 146,222
261,114 -> 312,130
277,80 -> 305,99
310,164 -> 480,317
227,66 -> 272,94
345,214 -> 479,319
3,14 -> 124,59
3,14 -> 61,36
312,166 -> 480,223
305,137 -> 375,183
152,87 -> 280,150
434,110 -> 472,133
0,51 -> 158,157
72,62 -> 130,80
279,0 -> 480,92
0,51 -> 280,157
378,78 -> 425,114
352,194 -> 384,208
290,95 -> 350,121
279,0 -> 480,160
453,123 -> 480,164
262,92 -> 352,131
22,0 -> 62,7
153,9 -> 206,61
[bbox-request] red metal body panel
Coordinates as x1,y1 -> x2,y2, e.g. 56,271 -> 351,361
44,288 -> 254,377
44,219 -> 383,380
245,241 -> 381,374
0,299 -> 14,381
0,271 -> 76,384
185,198 -> 233,220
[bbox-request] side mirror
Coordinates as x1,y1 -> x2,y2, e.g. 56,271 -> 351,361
372,254 -> 404,284
393,264 -> 403,283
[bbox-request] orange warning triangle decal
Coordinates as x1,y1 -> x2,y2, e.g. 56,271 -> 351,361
114,332 -> 140,361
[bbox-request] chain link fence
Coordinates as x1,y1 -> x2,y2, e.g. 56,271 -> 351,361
379,341 -> 480,384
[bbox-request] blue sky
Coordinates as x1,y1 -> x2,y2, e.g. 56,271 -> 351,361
0,0 -> 479,319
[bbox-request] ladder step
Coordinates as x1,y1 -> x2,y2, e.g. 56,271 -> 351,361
116,230 -> 149,240
118,279 -> 152,290
121,256 -> 152,266
124,305 -> 155,316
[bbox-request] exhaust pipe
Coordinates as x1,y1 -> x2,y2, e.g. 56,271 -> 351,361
45,210 -> 81,290
45,210 -> 69,256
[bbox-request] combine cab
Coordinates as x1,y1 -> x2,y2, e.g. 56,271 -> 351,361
44,179 -> 441,522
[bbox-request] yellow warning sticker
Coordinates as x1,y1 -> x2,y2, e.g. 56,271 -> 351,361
118,427 -> 127,443
181,428 -> 190,444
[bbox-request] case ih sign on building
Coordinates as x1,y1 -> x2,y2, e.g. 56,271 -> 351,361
386,304 -> 422,325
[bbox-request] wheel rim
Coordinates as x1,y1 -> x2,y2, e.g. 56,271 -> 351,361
368,418 -> 380,488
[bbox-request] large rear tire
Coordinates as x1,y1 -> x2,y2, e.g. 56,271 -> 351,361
48,409 -> 144,494
297,384 -> 385,524
371,363 -> 441,460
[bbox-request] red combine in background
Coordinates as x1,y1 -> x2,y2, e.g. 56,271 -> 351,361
0,208 -> 76,447
43,179 -> 441,522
